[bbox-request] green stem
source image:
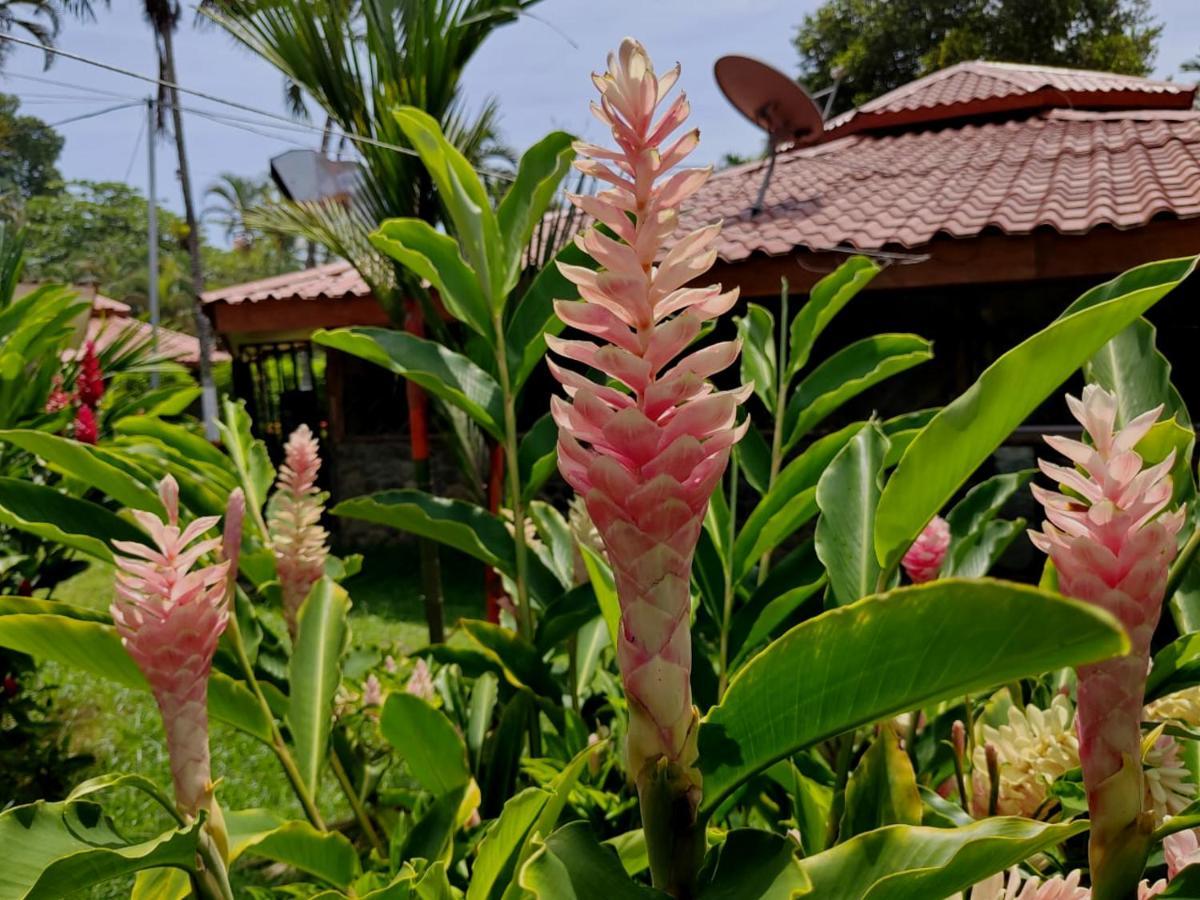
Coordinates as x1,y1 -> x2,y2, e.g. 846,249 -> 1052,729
1166,524 -> 1200,602
757,280 -> 790,586
717,450 -> 740,698
226,611 -> 326,830
825,732 -> 855,848
194,830 -> 234,900
491,312 -> 532,640
329,746 -> 384,857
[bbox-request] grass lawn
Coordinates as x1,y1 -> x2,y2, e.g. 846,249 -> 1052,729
35,544 -> 484,898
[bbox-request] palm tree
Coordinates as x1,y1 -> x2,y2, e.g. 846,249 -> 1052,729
142,0 -> 220,437
205,0 -> 541,642
203,172 -> 274,248
0,0 -> 102,68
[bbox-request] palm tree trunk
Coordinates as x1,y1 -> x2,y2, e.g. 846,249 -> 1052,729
160,25 -> 219,439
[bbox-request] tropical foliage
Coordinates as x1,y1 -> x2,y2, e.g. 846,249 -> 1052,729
2,30 -> 1200,900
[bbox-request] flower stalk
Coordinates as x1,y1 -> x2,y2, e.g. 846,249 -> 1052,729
551,38 -> 745,895
1031,385 -> 1185,899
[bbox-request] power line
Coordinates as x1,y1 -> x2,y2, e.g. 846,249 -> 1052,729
123,108 -> 147,183
0,31 -> 516,182
2,70 -> 143,101
47,101 -> 141,128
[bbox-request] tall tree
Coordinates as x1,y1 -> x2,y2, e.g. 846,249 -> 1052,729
0,92 -> 62,202
795,0 -> 1161,114
0,1 -> 104,68
142,0 -> 220,437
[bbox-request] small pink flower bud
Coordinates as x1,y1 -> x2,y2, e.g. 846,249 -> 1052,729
362,674 -> 383,708
952,719 -> 966,759
902,515 -> 950,583
405,658 -> 435,702
268,425 -> 329,637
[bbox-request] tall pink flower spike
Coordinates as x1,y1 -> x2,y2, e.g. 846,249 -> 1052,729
110,477 -> 242,821
902,515 -> 951,583
269,424 -> 329,637
549,37 -> 746,893
1031,385 -> 1185,899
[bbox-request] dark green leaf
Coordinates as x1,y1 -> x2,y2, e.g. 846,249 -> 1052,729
815,422 -> 888,605
518,821 -> 666,899
0,477 -> 147,561
519,413 -> 559,502
380,693 -> 470,796
875,256 -> 1198,574
788,257 -> 881,377
699,829 -> 809,899
698,579 -> 1128,813
841,725 -> 922,838
227,808 -> 360,888
314,327 -> 504,440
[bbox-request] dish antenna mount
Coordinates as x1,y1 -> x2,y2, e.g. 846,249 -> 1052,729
715,55 -> 826,215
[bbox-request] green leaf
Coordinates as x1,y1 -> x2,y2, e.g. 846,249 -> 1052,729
519,413 -> 559,502
0,595 -> 109,622
815,422 -> 888,605
402,784 -> 467,866
519,822 -> 666,899
579,545 -> 620,648
736,304 -> 777,411
0,612 -> 272,742
217,398 -> 274,529
699,829 -> 810,899
0,477 -> 147,561
380,693 -> 470,796
783,334 -> 931,452
314,326 -> 505,440
697,579 -> 1128,814
0,430 -> 163,514
0,800 -> 203,900
333,489 -> 561,604
797,818 -> 1086,899
497,131 -> 576,293
288,577 -> 351,796
788,256 -> 881,377
114,416 -> 234,472
733,422 -> 862,582
66,774 -> 181,825
737,425 -> 772,495
948,518 -> 1026,579
372,218 -> 492,339
468,740 -> 596,900
393,106 -> 503,307
461,619 -> 561,701
1147,632 -> 1200,702
505,240 -> 596,393
841,724 -> 922,838
1085,316 -> 1190,428
729,548 -> 826,670
875,255 -> 1198,574
226,808 -> 360,889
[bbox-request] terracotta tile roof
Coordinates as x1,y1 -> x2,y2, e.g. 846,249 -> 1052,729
200,260 -> 370,306
685,107 -> 1200,259
825,61 -> 1194,138
79,316 -> 231,366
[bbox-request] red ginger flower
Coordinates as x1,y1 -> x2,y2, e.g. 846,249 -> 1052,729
77,340 -> 104,408
268,424 -> 328,637
73,404 -> 98,444
1031,385 -> 1184,896
902,514 -> 950,583
110,477 -> 241,819
550,38 -> 745,798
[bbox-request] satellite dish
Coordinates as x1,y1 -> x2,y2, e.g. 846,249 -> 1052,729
270,149 -> 362,205
714,55 -> 826,214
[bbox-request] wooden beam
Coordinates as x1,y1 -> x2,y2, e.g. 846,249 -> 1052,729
707,218 -> 1200,298
209,294 -> 390,338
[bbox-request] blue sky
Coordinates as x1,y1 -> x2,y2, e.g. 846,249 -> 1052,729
4,0 -> 1198,246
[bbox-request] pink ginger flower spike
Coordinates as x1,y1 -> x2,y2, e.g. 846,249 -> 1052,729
903,515 -> 951,583
1031,385 -> 1185,899
269,424 -> 329,637
550,37 -> 746,893
110,477 -> 240,821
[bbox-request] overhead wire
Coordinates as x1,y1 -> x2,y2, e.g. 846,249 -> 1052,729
122,107 -> 147,183
47,101 -> 141,128
0,32 -> 517,182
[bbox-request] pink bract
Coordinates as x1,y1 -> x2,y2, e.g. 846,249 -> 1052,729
902,514 -> 951,583
550,37 -> 746,794
269,424 -> 329,637
110,477 -> 239,819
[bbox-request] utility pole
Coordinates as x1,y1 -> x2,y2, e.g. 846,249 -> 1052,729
146,97 -> 160,389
